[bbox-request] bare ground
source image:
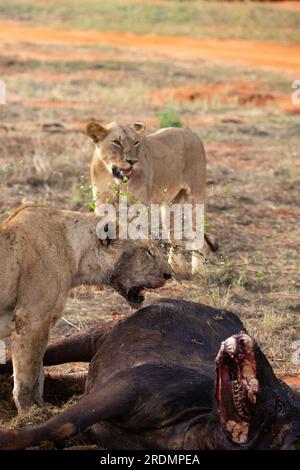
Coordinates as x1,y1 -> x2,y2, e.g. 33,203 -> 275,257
0,9 -> 299,437
0,20 -> 300,74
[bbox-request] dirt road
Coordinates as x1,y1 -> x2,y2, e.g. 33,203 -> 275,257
0,20 -> 299,74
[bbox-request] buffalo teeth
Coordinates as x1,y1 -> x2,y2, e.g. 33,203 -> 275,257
226,420 -> 249,444
223,337 -> 237,356
248,377 -> 259,392
246,377 -> 259,403
232,380 -> 248,418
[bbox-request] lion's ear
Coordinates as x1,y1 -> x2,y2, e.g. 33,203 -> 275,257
131,121 -> 146,135
86,121 -> 109,143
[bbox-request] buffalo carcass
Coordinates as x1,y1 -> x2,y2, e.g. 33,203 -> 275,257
0,299 -> 299,450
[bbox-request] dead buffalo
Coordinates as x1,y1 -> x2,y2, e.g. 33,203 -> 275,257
0,299 -> 299,450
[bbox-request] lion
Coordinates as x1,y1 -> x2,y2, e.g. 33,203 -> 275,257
87,121 -> 216,277
0,204 -> 171,414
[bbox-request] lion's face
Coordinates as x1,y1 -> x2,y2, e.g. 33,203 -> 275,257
104,238 -> 172,307
76,222 -> 172,307
87,121 -> 146,181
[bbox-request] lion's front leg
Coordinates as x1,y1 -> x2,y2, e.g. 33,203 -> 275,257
161,203 -> 192,280
11,306 -> 51,414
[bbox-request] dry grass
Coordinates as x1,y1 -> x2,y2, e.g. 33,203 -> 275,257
1,50 -> 299,377
0,0 -> 299,442
1,0 -> 300,42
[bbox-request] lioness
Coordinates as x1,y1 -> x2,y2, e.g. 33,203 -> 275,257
87,121 -> 214,277
0,204 -> 171,413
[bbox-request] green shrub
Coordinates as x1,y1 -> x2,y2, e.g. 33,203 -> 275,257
158,104 -> 183,128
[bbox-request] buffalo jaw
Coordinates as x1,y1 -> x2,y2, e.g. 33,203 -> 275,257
216,332 -> 259,445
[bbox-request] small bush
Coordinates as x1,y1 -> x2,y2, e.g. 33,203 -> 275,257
158,104 -> 183,128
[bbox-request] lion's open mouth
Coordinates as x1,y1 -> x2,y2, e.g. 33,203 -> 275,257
112,165 -> 133,181
127,286 -> 146,304
124,280 -> 166,306
216,332 -> 259,445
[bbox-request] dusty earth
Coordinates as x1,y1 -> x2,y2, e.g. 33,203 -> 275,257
0,4 -> 299,445
0,20 -> 300,74
151,82 -> 300,114
266,1 -> 300,12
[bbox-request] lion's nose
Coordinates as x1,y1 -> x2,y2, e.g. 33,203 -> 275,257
126,159 -> 137,165
163,272 -> 172,280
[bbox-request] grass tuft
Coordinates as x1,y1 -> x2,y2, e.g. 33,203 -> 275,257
158,103 -> 183,128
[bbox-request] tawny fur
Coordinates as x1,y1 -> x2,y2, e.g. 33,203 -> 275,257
87,121 -> 207,275
0,204 -> 170,413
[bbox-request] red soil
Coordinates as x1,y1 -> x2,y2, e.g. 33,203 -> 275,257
265,1 -> 300,12
20,99 -> 92,109
151,83 -> 299,114
0,21 -> 299,74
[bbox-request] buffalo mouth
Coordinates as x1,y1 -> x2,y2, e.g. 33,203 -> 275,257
216,332 -> 259,445
112,165 -> 133,181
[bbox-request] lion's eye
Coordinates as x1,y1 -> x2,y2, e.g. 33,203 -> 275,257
112,140 -> 122,148
134,141 -> 140,147
142,248 -> 152,257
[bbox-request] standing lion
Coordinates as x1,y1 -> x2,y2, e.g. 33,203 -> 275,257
87,121 -> 216,277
